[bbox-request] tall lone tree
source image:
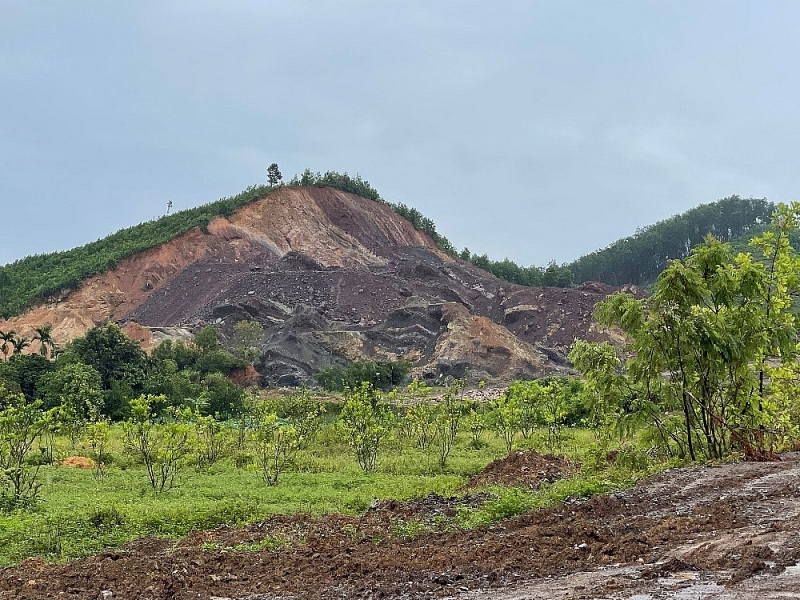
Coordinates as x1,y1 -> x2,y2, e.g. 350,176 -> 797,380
267,163 -> 283,186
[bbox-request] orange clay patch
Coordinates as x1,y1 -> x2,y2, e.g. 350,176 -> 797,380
61,456 -> 96,469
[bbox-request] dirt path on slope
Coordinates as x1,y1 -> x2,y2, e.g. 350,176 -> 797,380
2,455 -> 800,600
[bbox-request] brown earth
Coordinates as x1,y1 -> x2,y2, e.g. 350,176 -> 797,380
3,455 -> 800,599
60,457 -> 96,469
461,450 -> 574,490
0,186 -> 634,385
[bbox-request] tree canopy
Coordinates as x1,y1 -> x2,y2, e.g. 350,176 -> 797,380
571,203 -> 800,461
568,196 -> 774,287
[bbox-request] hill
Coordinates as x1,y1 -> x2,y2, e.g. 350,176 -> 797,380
567,195 -> 775,287
0,185 -> 628,385
0,171 -> 457,320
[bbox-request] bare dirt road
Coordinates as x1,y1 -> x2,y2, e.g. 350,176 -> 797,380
2,453 -> 800,599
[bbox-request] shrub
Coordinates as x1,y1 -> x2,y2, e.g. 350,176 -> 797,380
0,386 -> 49,507
339,383 -> 392,473
122,395 -> 193,492
315,360 -> 411,392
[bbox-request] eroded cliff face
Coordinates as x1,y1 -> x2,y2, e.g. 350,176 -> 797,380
1,186 -> 625,385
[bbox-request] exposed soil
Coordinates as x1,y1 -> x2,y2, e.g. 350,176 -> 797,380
0,187 -> 633,385
3,455 -> 800,599
60,457 -> 95,469
461,450 -> 574,490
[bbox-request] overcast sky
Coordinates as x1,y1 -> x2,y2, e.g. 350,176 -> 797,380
2,1 -> 799,267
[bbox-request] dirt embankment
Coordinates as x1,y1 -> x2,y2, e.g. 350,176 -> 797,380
3,455 -> 800,599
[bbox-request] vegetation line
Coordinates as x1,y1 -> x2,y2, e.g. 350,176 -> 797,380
2,169 -> 771,320
0,169 -> 573,320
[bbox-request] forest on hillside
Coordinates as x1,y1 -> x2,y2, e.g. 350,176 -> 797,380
567,196 -> 775,287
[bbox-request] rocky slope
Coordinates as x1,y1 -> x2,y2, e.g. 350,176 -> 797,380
1,186 -> 627,385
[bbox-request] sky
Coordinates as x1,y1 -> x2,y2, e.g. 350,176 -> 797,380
2,1 -> 800,267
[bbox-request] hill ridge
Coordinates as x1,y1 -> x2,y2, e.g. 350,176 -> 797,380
1,186 -> 624,385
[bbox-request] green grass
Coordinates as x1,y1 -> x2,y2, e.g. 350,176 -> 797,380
0,424 -> 666,566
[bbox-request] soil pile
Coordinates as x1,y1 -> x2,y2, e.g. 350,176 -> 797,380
462,450 -> 574,490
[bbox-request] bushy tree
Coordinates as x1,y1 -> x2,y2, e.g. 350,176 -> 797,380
432,381 -> 467,468
267,163 -> 283,186
203,372 -> 246,419
85,420 -> 111,481
263,387 -> 326,450
193,412 -> 226,471
123,395 -> 193,492
250,407 -> 300,486
315,360 -> 411,392
572,203 -> 800,460
38,362 -> 104,446
2,353 -> 54,403
233,320 -> 263,364
339,382 -> 392,473
0,385 -> 49,507
70,322 -> 146,389
488,392 -> 522,455
193,326 -> 219,354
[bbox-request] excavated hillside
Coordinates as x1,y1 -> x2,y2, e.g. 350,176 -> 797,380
0,187 -> 629,385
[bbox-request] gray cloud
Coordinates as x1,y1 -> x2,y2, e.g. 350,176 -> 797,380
2,1 -> 799,266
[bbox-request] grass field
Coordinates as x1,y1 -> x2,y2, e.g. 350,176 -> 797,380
0,421 -> 664,567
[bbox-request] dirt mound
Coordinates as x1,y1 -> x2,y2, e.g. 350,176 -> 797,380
463,449 -> 574,490
363,492 -> 491,528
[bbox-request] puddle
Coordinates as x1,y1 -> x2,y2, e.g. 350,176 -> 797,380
783,563 -> 800,575
673,583 -> 723,599
626,582 -> 722,600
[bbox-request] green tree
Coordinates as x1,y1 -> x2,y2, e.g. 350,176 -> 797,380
339,382 -> 392,473
0,385 -> 49,507
572,203 -> 800,461
0,331 -> 16,361
250,407 -> 300,486
6,353 -> 54,403
32,324 -> 55,359
432,381 -> 467,468
11,336 -> 30,356
488,392 -> 522,455
85,419 -> 111,481
70,322 -> 147,396
123,395 -> 193,492
39,362 -> 104,446
464,403 -> 486,449
262,387 -> 326,450
267,163 -> 283,186
315,360 -> 411,392
202,372 -> 246,419
39,361 -> 103,412
193,412 -> 226,471
233,320 -> 263,364
193,326 -> 219,354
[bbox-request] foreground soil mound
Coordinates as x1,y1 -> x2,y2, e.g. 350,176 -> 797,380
462,449 -> 574,490
4,455 -> 800,599
1,186 -> 633,384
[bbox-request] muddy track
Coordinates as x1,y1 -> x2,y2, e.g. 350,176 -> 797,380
2,455 -> 800,599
